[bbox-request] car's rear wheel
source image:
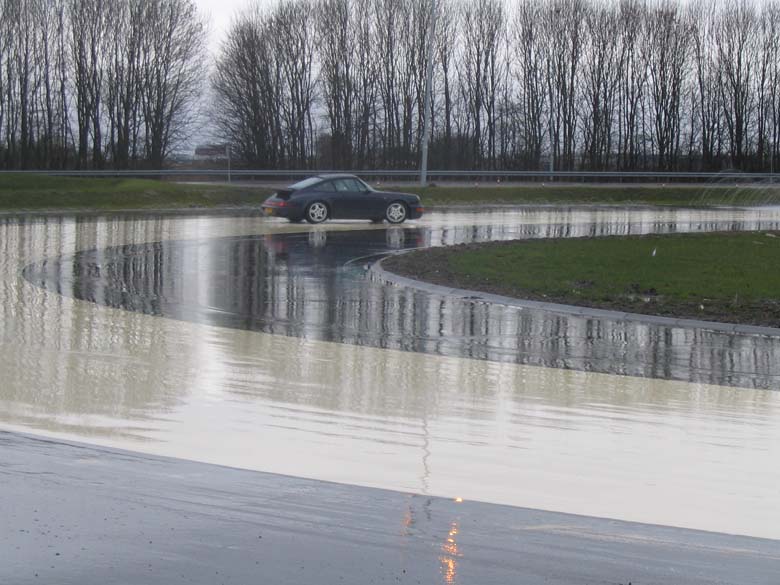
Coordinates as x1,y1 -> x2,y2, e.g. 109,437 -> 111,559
305,201 -> 329,224
385,201 -> 407,224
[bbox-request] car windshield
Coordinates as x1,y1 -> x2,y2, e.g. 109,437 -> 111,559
288,177 -> 323,190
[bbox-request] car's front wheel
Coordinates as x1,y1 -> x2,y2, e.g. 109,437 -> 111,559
385,201 -> 407,224
305,201 -> 329,224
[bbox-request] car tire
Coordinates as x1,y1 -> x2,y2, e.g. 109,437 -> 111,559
385,201 -> 407,224
305,201 -> 329,224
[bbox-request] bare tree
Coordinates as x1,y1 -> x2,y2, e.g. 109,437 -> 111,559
213,9 -> 280,165
431,0 -> 457,167
581,1 -> 622,170
762,1 -> 780,172
317,0 -> 354,168
104,0 -> 144,168
272,0 -> 317,167
511,1 -> 546,169
714,0 -> 758,169
68,0 -> 107,168
540,0 -> 586,171
8,0 -> 780,173
689,1 -> 722,170
645,1 -> 689,170
458,0 -> 505,168
138,0 -> 205,168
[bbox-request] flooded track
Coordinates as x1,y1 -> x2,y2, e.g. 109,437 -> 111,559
21,210 -> 780,389
2,207 -> 780,551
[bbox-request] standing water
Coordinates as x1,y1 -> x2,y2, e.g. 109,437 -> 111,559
2,206 -> 780,539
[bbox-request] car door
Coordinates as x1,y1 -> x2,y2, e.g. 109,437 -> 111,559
339,178 -> 384,219
327,178 -> 357,218
352,179 -> 387,218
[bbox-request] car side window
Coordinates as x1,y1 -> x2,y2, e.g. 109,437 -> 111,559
332,179 -> 352,192
318,180 -> 336,192
344,178 -> 366,192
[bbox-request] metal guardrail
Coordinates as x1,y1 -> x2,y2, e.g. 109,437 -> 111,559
0,169 -> 778,182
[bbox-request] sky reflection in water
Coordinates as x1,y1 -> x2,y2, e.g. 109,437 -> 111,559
2,207 -> 780,539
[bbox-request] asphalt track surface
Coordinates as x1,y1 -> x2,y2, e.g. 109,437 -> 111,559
3,431 -> 779,585
3,207 -> 780,583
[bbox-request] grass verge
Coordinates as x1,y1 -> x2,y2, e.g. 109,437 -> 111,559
383,232 -> 780,328
395,184 -> 780,207
2,174 -> 780,212
0,174 -> 272,211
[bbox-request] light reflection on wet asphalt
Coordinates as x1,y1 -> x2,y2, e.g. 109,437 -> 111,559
3,207 -> 780,539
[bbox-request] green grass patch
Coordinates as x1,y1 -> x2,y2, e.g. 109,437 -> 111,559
0,174 -> 271,211
394,184 -> 780,207
2,174 -> 780,212
384,232 -> 780,327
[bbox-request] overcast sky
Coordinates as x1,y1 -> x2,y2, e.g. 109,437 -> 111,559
190,0 -> 265,146
196,0 -> 266,54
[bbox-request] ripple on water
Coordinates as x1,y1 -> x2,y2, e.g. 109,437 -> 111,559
1,208 -> 780,539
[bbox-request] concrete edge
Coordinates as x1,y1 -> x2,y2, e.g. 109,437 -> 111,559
369,254 -> 780,338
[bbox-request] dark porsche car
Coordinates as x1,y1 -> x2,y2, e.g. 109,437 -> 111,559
262,174 -> 424,224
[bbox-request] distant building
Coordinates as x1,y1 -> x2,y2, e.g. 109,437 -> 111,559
194,144 -> 229,161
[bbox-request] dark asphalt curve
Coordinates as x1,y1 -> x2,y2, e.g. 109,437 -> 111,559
2,431 -> 778,585
22,225 -> 780,389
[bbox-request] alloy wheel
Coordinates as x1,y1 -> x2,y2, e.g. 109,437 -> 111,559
385,202 -> 407,224
306,202 -> 328,224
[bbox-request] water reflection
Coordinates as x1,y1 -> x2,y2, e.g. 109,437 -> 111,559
22,210 -> 780,389
4,209 -> 780,538
439,521 -> 461,584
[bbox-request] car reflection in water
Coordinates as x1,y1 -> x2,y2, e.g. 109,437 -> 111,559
22,223 -> 780,390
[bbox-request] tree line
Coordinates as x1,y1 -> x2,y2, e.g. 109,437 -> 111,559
215,0 -> 780,173
4,0 -> 780,172
0,0 -> 205,170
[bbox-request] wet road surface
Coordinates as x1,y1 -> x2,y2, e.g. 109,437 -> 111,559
3,431 -> 778,585
2,207 -> 780,577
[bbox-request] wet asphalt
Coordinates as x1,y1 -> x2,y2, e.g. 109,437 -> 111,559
3,431 -> 778,585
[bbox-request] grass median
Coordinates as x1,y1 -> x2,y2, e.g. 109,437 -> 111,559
399,183 -> 780,207
2,174 -> 780,212
0,174 -> 272,212
383,231 -> 780,328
